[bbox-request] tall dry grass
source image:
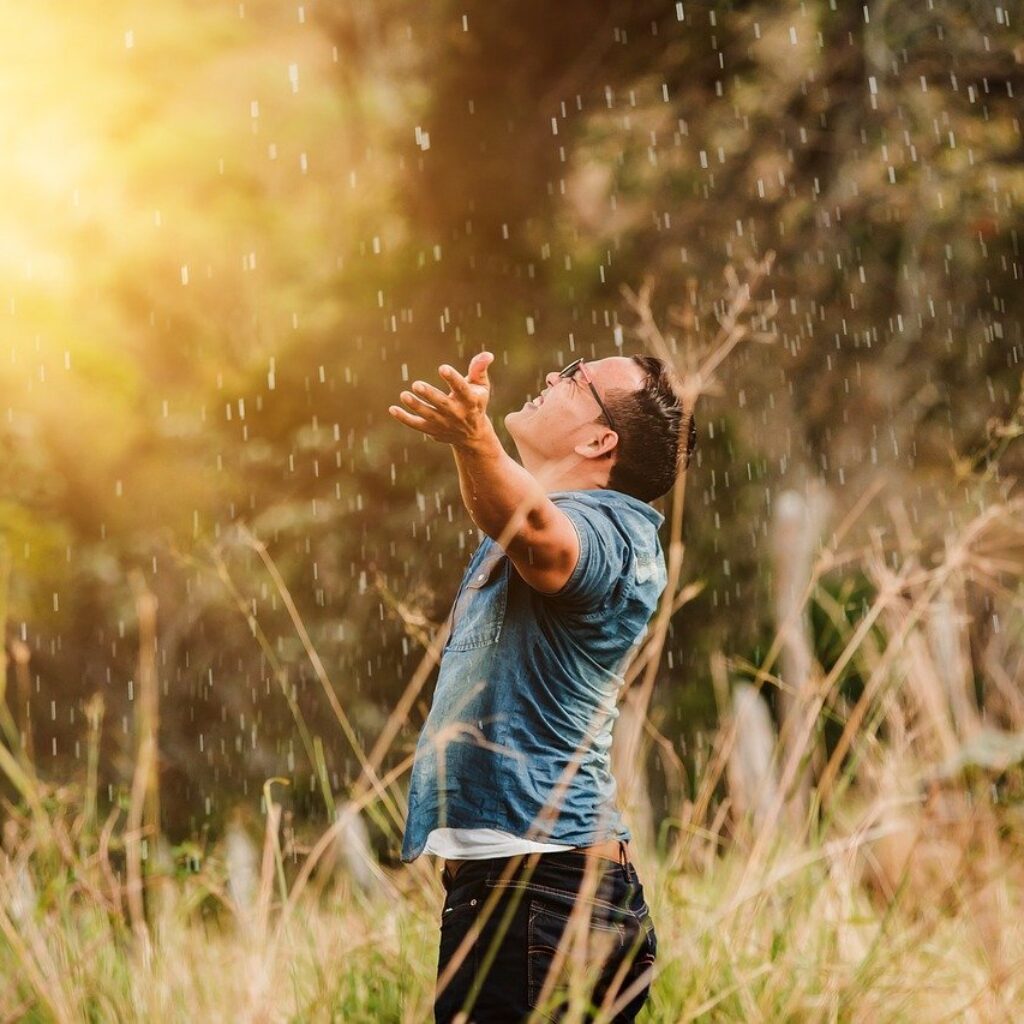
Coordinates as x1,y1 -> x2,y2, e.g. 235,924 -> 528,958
2,262 -> 1024,1021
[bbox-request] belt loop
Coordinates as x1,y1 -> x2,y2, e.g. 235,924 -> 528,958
619,839 -> 635,883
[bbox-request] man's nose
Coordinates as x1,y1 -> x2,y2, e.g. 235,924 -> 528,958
544,370 -> 560,388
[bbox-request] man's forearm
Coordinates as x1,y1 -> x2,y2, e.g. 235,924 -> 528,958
451,421 -> 553,545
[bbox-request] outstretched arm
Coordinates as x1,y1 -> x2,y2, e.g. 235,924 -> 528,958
387,352 -> 579,595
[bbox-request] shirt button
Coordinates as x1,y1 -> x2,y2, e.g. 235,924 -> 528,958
470,898 -> 478,906
477,573 -> 486,581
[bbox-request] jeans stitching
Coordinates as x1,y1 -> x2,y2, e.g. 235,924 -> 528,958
527,900 -> 561,1024
530,896 -> 628,937
628,899 -> 650,925
527,900 -> 537,1002
484,878 -> 626,916
477,863 -> 648,922
527,896 -> 645,1022
527,901 -> 543,1016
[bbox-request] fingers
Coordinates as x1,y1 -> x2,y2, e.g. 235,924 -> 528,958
439,363 -> 471,397
440,351 -> 493,394
466,351 -> 493,386
410,379 -> 451,407
387,402 -> 433,434
391,356 -> 491,437
397,389 -> 443,417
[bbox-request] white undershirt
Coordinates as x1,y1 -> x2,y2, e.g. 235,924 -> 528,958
423,827 -> 576,860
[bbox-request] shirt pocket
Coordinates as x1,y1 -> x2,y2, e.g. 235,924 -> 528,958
444,546 -> 509,652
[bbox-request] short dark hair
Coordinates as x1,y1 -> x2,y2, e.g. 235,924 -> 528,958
602,355 -> 696,502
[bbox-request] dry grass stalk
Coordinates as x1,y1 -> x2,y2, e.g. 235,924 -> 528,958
1,278 -> 1005,1021
671,479 -> 888,872
256,790 -> 283,947
225,808 -> 259,927
0,538 -> 8,717
612,255 -> 778,862
125,574 -> 160,961
927,576 -> 982,740
610,690 -> 656,853
770,483 -> 832,826
239,525 -> 401,830
0,492 -> 1021,1021
0,874 -> 74,1024
333,800 -> 384,896
725,682 -> 780,837
12,639 -> 33,766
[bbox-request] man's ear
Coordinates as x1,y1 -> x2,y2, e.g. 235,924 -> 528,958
573,429 -> 618,460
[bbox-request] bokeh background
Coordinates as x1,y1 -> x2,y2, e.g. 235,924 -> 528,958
1,0 -> 1021,852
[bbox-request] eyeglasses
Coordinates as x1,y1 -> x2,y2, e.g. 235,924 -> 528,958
557,357 -> 617,433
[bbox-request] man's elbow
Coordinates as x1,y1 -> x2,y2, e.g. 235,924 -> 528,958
505,508 -> 580,594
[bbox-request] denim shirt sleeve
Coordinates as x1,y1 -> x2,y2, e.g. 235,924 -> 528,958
547,497 -> 635,611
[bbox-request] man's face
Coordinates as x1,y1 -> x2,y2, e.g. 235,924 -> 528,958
504,356 -> 645,465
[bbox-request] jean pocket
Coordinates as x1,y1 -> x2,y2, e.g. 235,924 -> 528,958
440,887 -> 482,926
526,896 -> 634,1022
436,894 -> 481,1024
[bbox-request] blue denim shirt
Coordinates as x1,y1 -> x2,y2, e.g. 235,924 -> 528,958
400,488 -> 667,863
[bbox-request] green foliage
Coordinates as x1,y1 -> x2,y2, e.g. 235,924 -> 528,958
0,0 -> 1020,839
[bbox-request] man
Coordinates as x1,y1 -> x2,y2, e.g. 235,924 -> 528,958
388,348 -> 694,1022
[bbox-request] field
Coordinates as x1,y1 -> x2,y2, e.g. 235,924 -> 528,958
3,468 -> 1023,1023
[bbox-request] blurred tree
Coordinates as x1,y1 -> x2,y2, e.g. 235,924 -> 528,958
0,0 -> 1020,848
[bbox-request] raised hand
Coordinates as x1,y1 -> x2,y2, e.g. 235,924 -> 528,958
388,352 -> 495,448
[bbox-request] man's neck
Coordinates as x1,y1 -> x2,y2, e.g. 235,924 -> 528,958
517,451 -> 608,493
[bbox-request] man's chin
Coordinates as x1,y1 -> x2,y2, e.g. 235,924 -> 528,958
503,410 -> 529,455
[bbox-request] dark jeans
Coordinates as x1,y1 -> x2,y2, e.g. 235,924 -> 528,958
434,846 -> 657,1023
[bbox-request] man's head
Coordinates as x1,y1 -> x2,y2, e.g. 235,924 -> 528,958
504,354 -> 696,501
